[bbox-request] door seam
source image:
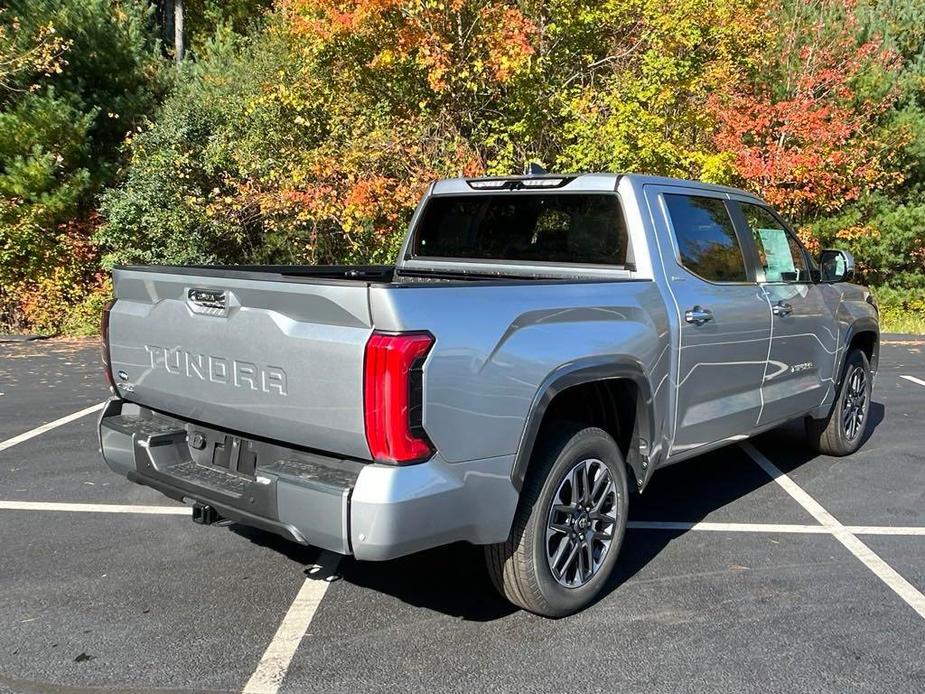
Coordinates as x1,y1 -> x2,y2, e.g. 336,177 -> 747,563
756,284 -> 774,425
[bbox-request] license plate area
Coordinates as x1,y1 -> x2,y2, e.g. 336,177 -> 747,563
189,429 -> 258,479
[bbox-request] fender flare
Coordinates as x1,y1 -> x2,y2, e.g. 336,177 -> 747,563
839,317 -> 880,377
510,356 -> 656,491
813,317 -> 879,420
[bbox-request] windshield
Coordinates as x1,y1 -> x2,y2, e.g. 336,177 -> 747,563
411,193 -> 629,267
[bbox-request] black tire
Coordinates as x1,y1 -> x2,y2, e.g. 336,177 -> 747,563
805,348 -> 872,456
484,424 -> 629,618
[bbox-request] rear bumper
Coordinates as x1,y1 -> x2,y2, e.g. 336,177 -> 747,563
98,399 -> 518,560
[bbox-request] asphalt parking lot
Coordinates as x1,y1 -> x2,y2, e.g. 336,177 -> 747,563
1,337 -> 923,693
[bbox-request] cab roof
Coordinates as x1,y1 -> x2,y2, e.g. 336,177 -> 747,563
430,172 -> 761,202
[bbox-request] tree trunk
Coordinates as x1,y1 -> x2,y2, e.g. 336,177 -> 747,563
164,0 -> 174,54
174,0 -> 185,63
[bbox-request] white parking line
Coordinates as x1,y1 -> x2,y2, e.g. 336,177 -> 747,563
243,551 -> 341,694
741,442 -> 925,620
4,501 -> 925,537
628,521 -> 829,533
900,374 -> 925,387
629,520 -> 925,536
848,525 -> 925,536
0,402 -> 104,453
0,500 -> 189,515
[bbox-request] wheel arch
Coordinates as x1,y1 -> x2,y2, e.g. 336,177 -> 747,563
812,317 -> 879,421
511,358 -> 656,493
840,317 -> 879,378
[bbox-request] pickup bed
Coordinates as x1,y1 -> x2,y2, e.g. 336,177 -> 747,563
99,173 -> 879,616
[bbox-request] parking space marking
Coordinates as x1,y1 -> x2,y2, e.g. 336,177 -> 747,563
848,525 -> 925,536
900,374 -> 925,387
0,500 -> 189,514
630,520 -> 925,535
628,521 -> 829,533
0,402 -> 103,453
5,502 -> 925,537
243,551 -> 341,694
742,442 -> 925,620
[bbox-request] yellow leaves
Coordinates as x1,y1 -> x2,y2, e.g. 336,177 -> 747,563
697,151 -> 737,185
371,48 -> 396,68
279,1 -> 538,100
478,5 -> 538,83
0,17 -> 72,91
836,225 -> 879,242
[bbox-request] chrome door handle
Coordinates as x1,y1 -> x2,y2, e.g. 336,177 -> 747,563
684,306 -> 713,325
772,301 -> 793,317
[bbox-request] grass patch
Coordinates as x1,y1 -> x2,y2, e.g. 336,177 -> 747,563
879,313 -> 925,335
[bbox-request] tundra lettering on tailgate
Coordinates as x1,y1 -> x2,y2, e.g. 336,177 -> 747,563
144,345 -> 288,396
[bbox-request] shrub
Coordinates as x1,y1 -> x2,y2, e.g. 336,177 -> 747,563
873,285 -> 925,334
0,0 -> 162,332
62,276 -> 112,336
0,92 -> 94,290
801,194 -> 925,290
3,214 -> 107,335
97,29 -> 279,268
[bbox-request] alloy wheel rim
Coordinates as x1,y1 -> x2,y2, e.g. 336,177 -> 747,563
842,366 -> 868,441
545,458 -> 618,588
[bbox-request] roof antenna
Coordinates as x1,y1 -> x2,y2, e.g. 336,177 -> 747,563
524,161 -> 547,176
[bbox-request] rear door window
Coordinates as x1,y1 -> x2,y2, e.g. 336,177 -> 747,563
664,194 -> 748,282
412,194 -> 629,266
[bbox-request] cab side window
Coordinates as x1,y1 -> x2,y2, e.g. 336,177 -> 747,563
741,204 -> 810,283
664,193 -> 747,282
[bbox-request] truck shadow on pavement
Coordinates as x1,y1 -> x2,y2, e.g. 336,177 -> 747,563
234,402 -> 885,621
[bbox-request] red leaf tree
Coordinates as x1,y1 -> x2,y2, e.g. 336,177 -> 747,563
710,0 -> 903,222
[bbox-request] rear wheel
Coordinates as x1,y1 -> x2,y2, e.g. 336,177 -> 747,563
806,348 -> 872,456
485,424 -> 628,617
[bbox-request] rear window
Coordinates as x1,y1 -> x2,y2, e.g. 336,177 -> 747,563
411,194 -> 629,266
663,193 -> 748,282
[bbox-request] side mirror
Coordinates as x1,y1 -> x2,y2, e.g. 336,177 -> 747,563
819,249 -> 855,283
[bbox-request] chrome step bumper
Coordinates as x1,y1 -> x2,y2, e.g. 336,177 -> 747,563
98,398 -> 520,561
99,399 -> 355,554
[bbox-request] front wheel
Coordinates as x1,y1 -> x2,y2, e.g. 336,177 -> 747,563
485,425 -> 629,618
806,348 -> 872,456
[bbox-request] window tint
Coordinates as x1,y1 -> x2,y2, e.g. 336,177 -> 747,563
741,204 -> 809,283
664,194 -> 747,282
412,194 -> 628,266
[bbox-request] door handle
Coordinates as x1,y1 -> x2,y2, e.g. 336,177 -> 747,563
684,306 -> 713,325
772,301 -> 793,317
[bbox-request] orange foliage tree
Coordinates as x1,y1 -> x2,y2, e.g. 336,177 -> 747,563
710,0 -> 903,222
222,0 -> 540,262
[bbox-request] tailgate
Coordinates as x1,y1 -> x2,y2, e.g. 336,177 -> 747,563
108,268 -> 373,460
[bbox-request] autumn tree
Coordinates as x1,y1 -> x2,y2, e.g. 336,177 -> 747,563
0,0 -> 161,333
554,0 -> 767,180
98,0 -> 924,332
710,0 -> 903,222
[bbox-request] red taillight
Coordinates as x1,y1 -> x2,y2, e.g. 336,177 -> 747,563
363,331 -> 434,464
101,299 -> 116,392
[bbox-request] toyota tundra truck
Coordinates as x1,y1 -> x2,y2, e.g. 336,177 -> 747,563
98,173 -> 879,617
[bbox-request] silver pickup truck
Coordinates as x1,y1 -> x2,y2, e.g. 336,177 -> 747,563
98,173 -> 878,616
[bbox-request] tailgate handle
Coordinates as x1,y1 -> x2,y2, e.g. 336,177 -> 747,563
187,288 -> 230,316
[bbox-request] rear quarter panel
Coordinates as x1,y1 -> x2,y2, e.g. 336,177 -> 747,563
369,280 -> 671,466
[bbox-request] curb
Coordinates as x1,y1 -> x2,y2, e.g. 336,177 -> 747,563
0,334 -> 52,343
